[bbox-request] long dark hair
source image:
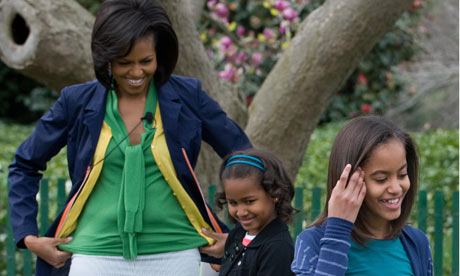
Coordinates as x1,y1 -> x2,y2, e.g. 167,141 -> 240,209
216,148 -> 297,224
312,116 -> 419,245
91,0 -> 178,89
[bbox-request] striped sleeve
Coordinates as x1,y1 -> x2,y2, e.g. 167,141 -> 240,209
292,217 -> 353,276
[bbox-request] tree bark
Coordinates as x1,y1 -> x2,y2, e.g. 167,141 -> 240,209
186,0 -> 206,25
245,0 -> 413,178
0,0 -> 95,91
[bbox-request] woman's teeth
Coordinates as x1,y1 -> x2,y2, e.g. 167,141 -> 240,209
127,78 -> 144,86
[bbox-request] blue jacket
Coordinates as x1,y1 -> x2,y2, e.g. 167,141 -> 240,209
8,75 -> 251,275
291,217 -> 433,276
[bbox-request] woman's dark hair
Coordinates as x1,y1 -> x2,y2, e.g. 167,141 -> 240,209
91,0 -> 178,89
312,116 -> 419,245
215,148 -> 297,224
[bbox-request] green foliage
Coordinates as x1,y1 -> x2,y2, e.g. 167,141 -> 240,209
0,121 -> 68,275
320,4 -> 427,123
76,0 -> 104,14
0,62 -> 58,123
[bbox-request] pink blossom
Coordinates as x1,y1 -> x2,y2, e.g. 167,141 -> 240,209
263,28 -> 275,40
218,63 -> 236,81
279,21 -> 289,35
251,52 -> 263,66
361,104 -> 372,113
283,8 -> 298,21
206,50 -> 213,58
220,36 -> 233,51
279,25 -> 287,35
274,0 -> 290,11
207,0 -> 217,9
235,52 -> 248,65
215,3 -> 229,18
357,73 -> 367,85
225,50 -> 238,63
237,26 -> 245,37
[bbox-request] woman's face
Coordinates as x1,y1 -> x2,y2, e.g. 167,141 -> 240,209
361,139 -> 410,237
111,35 -> 157,97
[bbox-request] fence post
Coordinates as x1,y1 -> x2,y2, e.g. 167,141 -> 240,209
434,190 -> 443,276
57,178 -> 67,211
453,191 -> 459,276
23,249 -> 32,275
208,185 -> 216,209
6,181 -> 16,276
311,187 -> 321,222
39,179 -> 49,235
417,190 -> 427,233
293,187 -> 304,241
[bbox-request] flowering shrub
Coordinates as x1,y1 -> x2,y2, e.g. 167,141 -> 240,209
200,0 -> 306,103
199,0 -> 428,123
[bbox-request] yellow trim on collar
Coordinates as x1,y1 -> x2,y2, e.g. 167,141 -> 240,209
151,103 -> 215,245
57,121 -> 111,238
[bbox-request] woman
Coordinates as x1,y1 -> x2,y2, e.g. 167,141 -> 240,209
8,0 -> 251,275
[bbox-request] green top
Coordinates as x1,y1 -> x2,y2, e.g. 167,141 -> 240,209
346,237 -> 414,275
60,82 -> 207,258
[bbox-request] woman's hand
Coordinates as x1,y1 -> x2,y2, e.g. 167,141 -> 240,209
328,164 -> 366,223
24,235 -> 72,268
198,228 -> 228,258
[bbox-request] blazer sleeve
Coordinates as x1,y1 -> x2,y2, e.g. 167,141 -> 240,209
196,82 -> 251,157
8,90 -> 70,248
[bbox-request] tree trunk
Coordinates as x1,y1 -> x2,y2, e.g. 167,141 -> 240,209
245,0 -> 413,178
0,0 -> 95,91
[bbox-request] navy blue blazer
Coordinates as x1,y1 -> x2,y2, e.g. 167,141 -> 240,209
8,75 -> 251,275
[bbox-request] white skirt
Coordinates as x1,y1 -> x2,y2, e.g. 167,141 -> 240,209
69,248 -> 201,276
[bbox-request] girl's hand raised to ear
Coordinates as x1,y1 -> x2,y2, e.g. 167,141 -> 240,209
328,164 -> 366,223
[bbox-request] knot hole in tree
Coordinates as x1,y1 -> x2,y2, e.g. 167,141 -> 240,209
11,13 -> 29,45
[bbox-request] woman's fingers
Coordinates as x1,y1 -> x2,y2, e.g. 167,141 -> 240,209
24,235 -> 72,268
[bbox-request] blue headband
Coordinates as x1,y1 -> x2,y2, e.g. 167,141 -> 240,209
225,155 -> 265,171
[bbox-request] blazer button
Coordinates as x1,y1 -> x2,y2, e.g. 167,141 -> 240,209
237,260 -> 242,266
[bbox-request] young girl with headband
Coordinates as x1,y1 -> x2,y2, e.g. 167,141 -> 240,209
214,148 -> 296,275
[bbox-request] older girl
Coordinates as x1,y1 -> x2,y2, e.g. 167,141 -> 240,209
291,116 -> 433,276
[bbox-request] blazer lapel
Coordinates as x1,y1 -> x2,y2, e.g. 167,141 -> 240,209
158,82 -> 181,147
